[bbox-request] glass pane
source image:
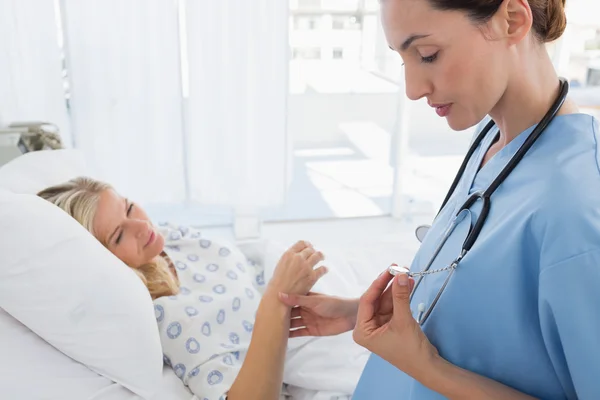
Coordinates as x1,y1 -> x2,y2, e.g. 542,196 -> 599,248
560,1 -> 600,119
263,0 -> 401,221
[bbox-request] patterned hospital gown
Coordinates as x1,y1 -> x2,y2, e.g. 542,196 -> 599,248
153,224 -> 265,399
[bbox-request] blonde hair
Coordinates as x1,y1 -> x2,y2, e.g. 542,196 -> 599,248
37,177 -> 180,299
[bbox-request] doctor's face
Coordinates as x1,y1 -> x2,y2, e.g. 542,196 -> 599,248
381,0 -> 510,131
92,189 -> 164,269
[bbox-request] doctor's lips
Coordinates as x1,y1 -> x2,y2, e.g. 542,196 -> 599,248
145,230 -> 156,248
429,102 -> 452,117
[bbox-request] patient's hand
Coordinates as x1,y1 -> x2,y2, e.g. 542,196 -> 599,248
278,292 -> 359,337
267,241 -> 328,297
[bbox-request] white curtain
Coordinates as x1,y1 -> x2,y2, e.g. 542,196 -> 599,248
184,0 -> 290,208
60,0 -> 290,215
62,0 -> 186,203
0,0 -> 71,145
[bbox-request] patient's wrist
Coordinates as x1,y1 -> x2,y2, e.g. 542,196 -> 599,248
345,298 -> 360,327
262,286 -> 290,309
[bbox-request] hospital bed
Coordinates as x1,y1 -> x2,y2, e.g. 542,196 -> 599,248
0,149 -> 413,400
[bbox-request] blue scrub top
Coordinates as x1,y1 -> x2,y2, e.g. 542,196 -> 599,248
353,113 -> 600,400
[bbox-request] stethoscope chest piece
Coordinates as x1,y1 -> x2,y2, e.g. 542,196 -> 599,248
415,225 -> 431,243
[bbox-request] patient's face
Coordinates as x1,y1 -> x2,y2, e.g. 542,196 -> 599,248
93,189 -> 164,268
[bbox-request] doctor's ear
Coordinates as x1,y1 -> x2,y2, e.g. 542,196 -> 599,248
487,0 -> 533,45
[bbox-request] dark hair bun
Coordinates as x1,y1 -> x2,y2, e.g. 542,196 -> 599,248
542,0 -> 567,42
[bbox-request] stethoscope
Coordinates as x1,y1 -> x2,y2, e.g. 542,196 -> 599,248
391,77 -> 570,325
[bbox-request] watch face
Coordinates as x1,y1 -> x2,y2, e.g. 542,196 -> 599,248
388,264 -> 410,276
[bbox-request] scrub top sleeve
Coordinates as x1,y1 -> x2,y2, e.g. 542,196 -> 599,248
538,248 -> 600,400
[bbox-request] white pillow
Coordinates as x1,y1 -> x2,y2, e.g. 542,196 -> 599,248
0,149 -> 88,194
0,308 -> 146,400
0,189 -> 163,398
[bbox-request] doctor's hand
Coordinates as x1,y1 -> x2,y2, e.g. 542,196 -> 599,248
352,269 -> 439,379
278,292 -> 359,337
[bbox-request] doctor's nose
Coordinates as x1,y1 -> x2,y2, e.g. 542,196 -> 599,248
404,68 -> 432,101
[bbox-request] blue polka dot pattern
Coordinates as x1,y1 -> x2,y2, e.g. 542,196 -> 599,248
154,305 -> 164,322
179,286 -> 191,295
229,332 -> 240,344
243,320 -> 254,333
163,354 -> 172,366
169,231 -> 182,241
167,322 -> 182,339
206,263 -> 219,272
256,271 -> 265,286
185,306 -> 199,317
165,245 -> 180,252
226,270 -> 238,280
217,309 -> 226,324
174,363 -> 186,379
178,226 -> 190,236
186,338 -> 201,354
191,231 -> 201,239
213,284 -> 226,294
232,297 -> 241,311
202,322 -> 212,336
189,366 -> 200,378
155,231 -> 267,393
169,295 -> 178,300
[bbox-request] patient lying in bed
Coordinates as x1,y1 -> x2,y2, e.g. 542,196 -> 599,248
38,177 -> 368,400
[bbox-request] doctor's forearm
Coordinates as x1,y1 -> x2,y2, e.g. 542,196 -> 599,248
227,289 -> 290,400
420,356 -> 538,400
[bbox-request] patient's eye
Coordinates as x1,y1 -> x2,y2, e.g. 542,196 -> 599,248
127,202 -> 134,216
115,230 -> 123,245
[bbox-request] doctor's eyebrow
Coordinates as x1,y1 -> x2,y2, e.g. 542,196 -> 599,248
390,34 -> 430,51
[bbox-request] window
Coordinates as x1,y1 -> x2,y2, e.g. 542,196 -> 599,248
332,15 -> 361,30
292,47 -> 322,60
297,0 -> 323,8
269,2 -> 404,222
294,15 -> 320,30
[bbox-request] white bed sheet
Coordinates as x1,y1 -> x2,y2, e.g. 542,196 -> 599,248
151,366 -> 195,400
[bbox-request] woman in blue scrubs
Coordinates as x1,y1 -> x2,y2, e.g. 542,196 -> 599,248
279,0 -> 600,398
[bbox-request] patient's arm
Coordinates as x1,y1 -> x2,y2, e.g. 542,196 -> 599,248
226,289 -> 291,400
227,240 -> 326,400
